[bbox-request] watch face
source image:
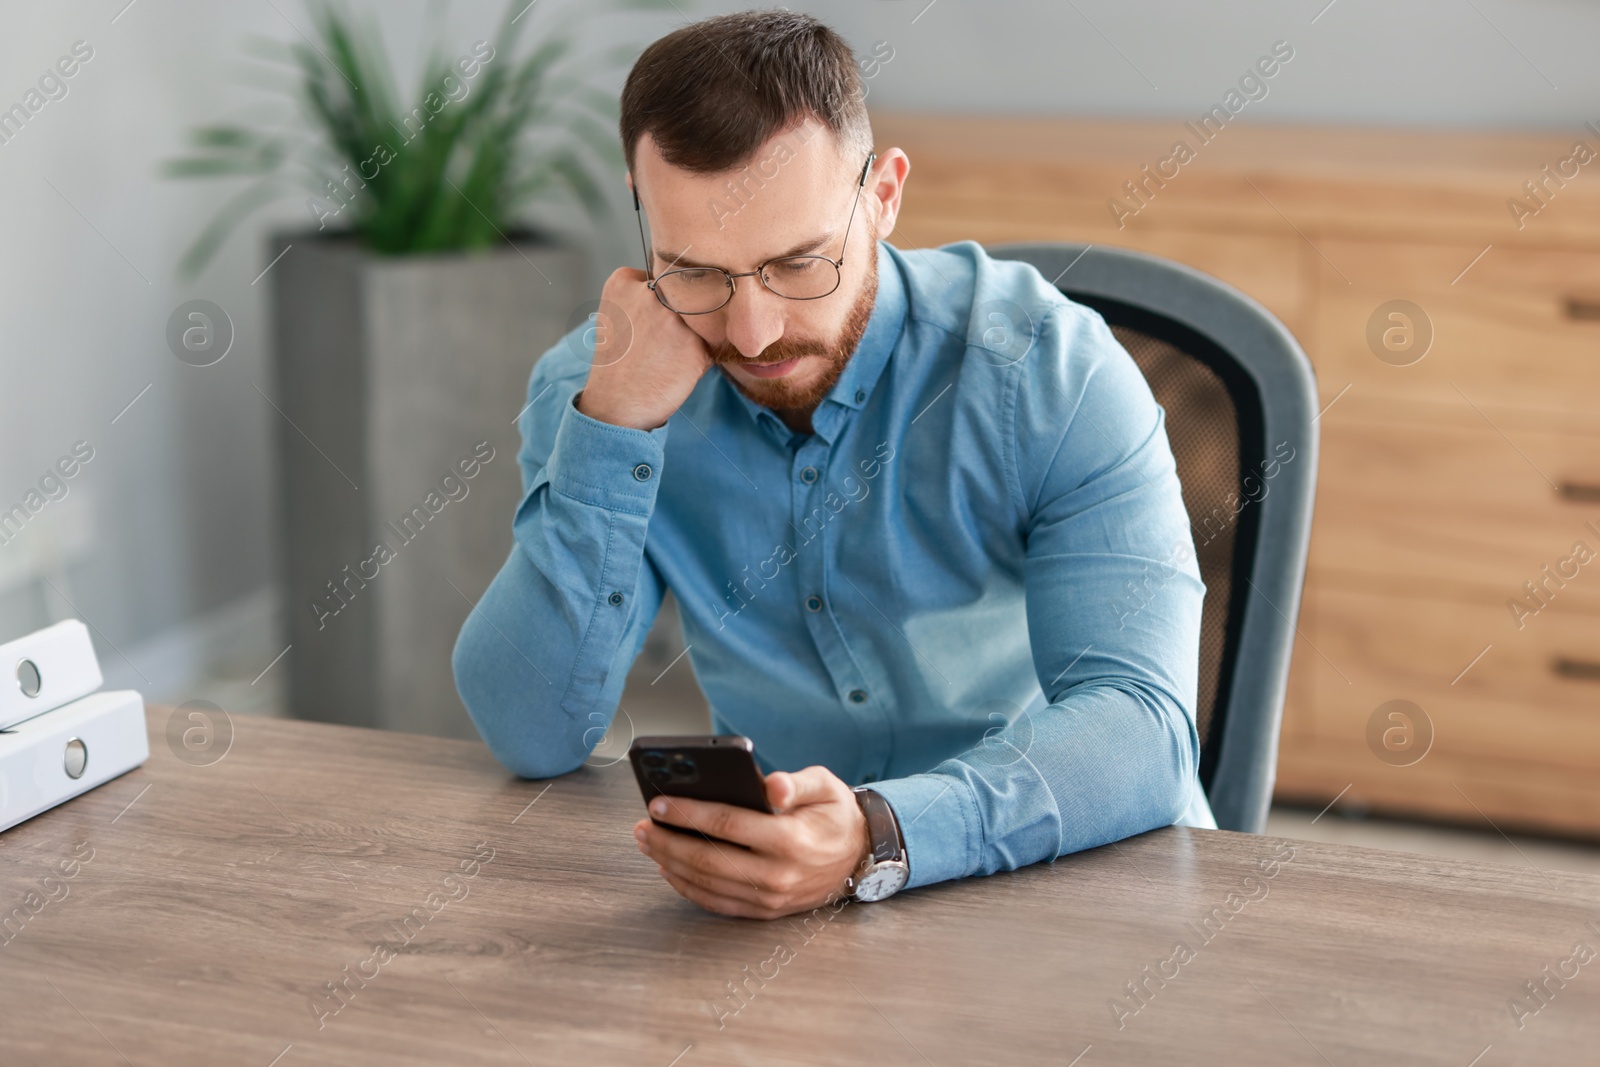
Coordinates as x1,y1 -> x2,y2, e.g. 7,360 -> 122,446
855,863 -> 908,902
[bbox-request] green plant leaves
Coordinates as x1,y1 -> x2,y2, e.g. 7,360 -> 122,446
163,0 -> 670,277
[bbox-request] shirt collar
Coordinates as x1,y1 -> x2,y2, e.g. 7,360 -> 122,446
721,239 -> 907,444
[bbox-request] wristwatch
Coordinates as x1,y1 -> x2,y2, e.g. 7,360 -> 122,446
849,786 -> 909,902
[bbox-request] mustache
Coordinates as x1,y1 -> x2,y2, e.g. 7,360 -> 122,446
706,335 -> 835,366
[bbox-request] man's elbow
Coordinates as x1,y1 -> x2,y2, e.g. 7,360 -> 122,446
1139,686 -> 1202,826
451,614 -> 585,780
1129,751 -> 1192,835
494,744 -> 586,782
471,697 -> 588,780
1157,761 -> 1192,826
1165,703 -> 1202,818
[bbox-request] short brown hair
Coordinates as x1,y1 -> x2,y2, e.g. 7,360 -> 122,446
619,11 -> 873,176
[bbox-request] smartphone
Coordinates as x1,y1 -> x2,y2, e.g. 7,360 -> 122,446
629,735 -> 773,841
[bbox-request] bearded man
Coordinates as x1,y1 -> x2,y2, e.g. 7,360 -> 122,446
454,10 -> 1215,920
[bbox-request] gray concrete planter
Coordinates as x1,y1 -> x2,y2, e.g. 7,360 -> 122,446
269,234 -> 586,738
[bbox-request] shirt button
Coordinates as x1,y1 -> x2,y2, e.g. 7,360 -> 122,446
854,389 -> 866,404
632,462 -> 653,481
848,689 -> 867,704
799,466 -> 819,484
805,594 -> 823,612
608,591 -> 624,606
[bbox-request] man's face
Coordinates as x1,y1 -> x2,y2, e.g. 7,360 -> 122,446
632,120 -> 881,416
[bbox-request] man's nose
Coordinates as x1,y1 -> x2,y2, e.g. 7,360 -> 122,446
720,280 -> 785,358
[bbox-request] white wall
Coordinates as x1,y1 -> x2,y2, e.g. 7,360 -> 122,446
775,0 -> 1600,131
0,0 -> 1593,702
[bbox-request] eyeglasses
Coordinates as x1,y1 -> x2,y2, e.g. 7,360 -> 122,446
632,151 -> 876,315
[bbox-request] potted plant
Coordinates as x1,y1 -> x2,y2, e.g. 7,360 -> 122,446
164,0 -> 662,738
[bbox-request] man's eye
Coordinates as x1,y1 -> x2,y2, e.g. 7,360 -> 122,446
675,269 -> 717,283
774,259 -> 817,274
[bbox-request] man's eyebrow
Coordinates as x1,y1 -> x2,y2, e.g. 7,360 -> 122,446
655,232 -> 834,270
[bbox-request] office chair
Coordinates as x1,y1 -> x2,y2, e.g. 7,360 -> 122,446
988,242 -> 1320,834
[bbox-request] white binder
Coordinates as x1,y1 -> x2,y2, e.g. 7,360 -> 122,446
0,690 -> 150,832
1,619 -> 104,731
0,620 -> 148,832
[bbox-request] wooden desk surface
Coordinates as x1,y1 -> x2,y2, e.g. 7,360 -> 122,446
1,708 -> 1595,1066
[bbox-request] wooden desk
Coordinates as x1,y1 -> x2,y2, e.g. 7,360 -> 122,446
1,709 -> 1595,1065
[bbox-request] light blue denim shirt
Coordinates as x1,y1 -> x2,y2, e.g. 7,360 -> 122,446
453,238 -> 1216,892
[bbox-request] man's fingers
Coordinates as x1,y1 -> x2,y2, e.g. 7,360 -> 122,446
765,766 -> 842,813
647,795 -> 782,850
652,848 -> 786,908
657,866 -> 776,920
638,818 -> 785,889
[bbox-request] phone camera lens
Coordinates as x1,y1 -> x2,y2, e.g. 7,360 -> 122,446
642,751 -> 667,769
646,767 -> 670,784
670,759 -> 696,778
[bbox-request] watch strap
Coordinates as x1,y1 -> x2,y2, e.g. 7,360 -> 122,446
853,786 -> 904,864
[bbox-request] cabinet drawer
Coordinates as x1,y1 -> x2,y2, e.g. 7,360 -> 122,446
892,205 -> 1308,339
1310,410 -> 1600,612
1304,584 -> 1600,775
1311,239 -> 1600,414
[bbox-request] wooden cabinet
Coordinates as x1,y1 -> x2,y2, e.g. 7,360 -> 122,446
1311,586 -> 1600,776
874,111 -> 1600,838
1311,412 -> 1600,611
1310,239 -> 1600,416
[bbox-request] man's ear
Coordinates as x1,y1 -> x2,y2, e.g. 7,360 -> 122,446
869,148 -> 910,240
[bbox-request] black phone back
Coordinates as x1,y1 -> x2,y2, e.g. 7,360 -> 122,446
628,735 -> 772,817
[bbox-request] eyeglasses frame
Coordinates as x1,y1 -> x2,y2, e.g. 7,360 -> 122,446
631,150 -> 877,316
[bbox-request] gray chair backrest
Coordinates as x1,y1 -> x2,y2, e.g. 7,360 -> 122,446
987,242 -> 1320,833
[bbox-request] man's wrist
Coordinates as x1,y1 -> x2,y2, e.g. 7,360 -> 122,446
862,775 -> 983,890
849,786 -> 909,902
574,388 -> 665,432
573,388 -> 616,424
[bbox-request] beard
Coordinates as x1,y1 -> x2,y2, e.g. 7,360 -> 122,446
707,249 -> 879,416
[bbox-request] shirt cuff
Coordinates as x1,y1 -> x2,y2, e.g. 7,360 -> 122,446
544,391 -> 669,514
868,773 -> 983,890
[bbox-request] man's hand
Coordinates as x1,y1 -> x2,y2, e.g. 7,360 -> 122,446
576,266 -> 712,431
634,766 -> 870,919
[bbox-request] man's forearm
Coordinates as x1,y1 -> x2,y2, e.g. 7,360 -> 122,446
452,385 -> 668,778
869,681 -> 1198,889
